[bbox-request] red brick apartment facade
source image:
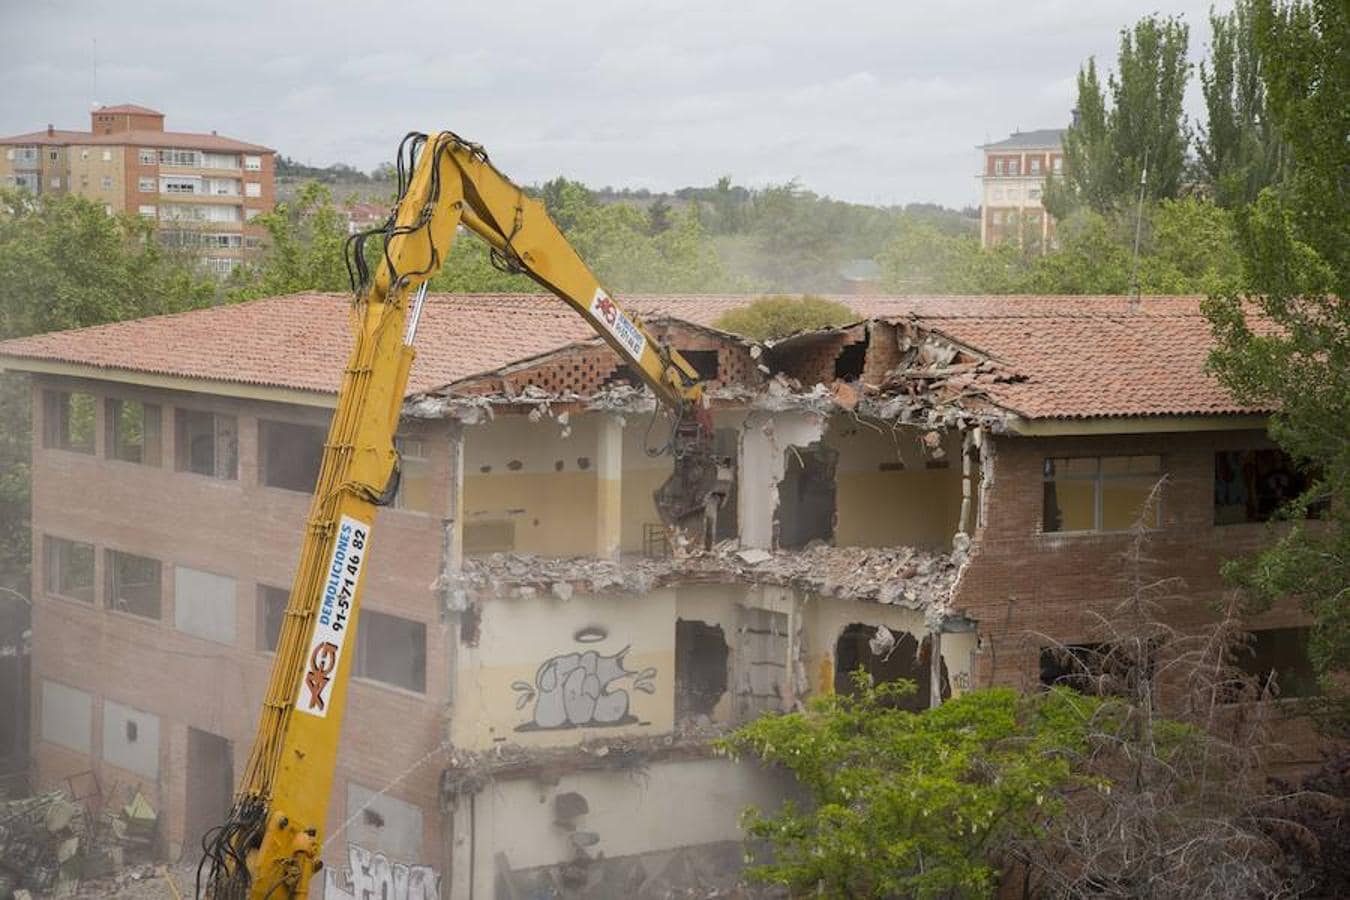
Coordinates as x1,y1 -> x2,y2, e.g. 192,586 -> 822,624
0,104 -> 275,277
980,128 -> 1064,251
0,294 -> 1325,897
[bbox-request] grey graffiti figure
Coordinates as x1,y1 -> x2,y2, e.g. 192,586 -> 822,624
512,646 -> 656,730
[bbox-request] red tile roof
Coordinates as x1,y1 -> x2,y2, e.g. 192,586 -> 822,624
912,305 -> 1262,419
0,128 -> 272,154
84,129 -> 273,154
0,293 -> 1258,421
0,129 -> 94,147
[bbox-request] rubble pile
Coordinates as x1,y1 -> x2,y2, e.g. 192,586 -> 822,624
0,790 -> 157,896
454,542 -> 959,611
442,723 -> 728,796
861,331 -> 1022,428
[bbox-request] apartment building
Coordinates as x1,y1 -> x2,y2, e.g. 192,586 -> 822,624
0,104 -> 275,276
0,293 -> 1322,899
979,128 -> 1065,251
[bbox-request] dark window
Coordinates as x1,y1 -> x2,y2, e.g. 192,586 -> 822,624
175,409 -> 238,479
1041,643 -> 1109,692
106,550 -> 161,620
259,420 -> 325,492
355,609 -> 426,693
107,399 -> 162,465
257,585 -> 289,652
1236,628 -> 1319,698
675,619 -> 729,722
680,350 -> 720,381
834,623 -> 947,712
1043,456 -> 1161,533
44,536 -> 95,603
43,391 -> 95,453
1214,449 -> 1320,525
1039,642 -> 1150,697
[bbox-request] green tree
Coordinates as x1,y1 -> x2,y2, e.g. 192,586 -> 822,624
720,679 -> 1097,899
1045,59 -> 1116,219
712,294 -> 856,340
1049,16 -> 1191,216
1136,197 -> 1242,293
0,190 -> 215,336
1198,0 -> 1288,207
0,189 -> 215,593
645,197 -> 673,235
1203,0 -> 1349,735
425,237 -> 538,293
877,221 -> 1029,294
1023,210 -> 1133,294
231,181 -> 351,299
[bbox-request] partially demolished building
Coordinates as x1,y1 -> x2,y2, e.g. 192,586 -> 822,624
0,293 -> 1321,898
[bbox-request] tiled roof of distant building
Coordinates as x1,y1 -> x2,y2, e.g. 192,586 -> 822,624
981,128 -> 1066,150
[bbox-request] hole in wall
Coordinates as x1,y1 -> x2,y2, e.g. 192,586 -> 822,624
675,619 -> 729,722
834,341 -> 867,380
777,442 -> 838,549
834,623 -> 949,712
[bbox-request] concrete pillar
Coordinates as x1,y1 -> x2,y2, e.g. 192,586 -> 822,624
442,423 -> 464,577
929,629 -> 944,710
593,414 -> 623,560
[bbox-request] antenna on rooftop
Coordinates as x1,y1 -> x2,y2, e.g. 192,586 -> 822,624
1128,147 -> 1149,310
91,37 -> 98,109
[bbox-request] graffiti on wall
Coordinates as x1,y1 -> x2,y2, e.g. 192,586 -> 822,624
512,643 -> 657,731
324,843 -> 440,900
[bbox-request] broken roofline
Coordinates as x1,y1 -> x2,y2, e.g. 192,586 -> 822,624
403,312 -> 1008,431
404,307 -> 1270,431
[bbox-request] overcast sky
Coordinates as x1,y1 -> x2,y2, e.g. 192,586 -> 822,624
2,0 -> 1228,208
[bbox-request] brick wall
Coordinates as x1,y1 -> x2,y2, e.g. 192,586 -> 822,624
952,426 -> 1323,761
27,375 -> 449,861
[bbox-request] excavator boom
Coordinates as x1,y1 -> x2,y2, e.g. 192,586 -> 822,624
200,132 -> 715,899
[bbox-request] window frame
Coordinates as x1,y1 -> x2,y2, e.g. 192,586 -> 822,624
174,407 -> 239,480
104,548 -> 163,621
105,397 -> 162,465
392,435 -> 434,514
1042,455 -> 1163,534
43,390 -> 96,454
353,608 -> 427,695
44,535 -> 96,604
1214,447 -> 1322,526
256,584 -> 290,653
258,418 -> 327,493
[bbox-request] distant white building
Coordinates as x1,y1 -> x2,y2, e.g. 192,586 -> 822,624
978,128 -> 1065,252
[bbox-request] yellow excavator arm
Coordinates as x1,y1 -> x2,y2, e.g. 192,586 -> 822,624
199,132 -> 714,898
